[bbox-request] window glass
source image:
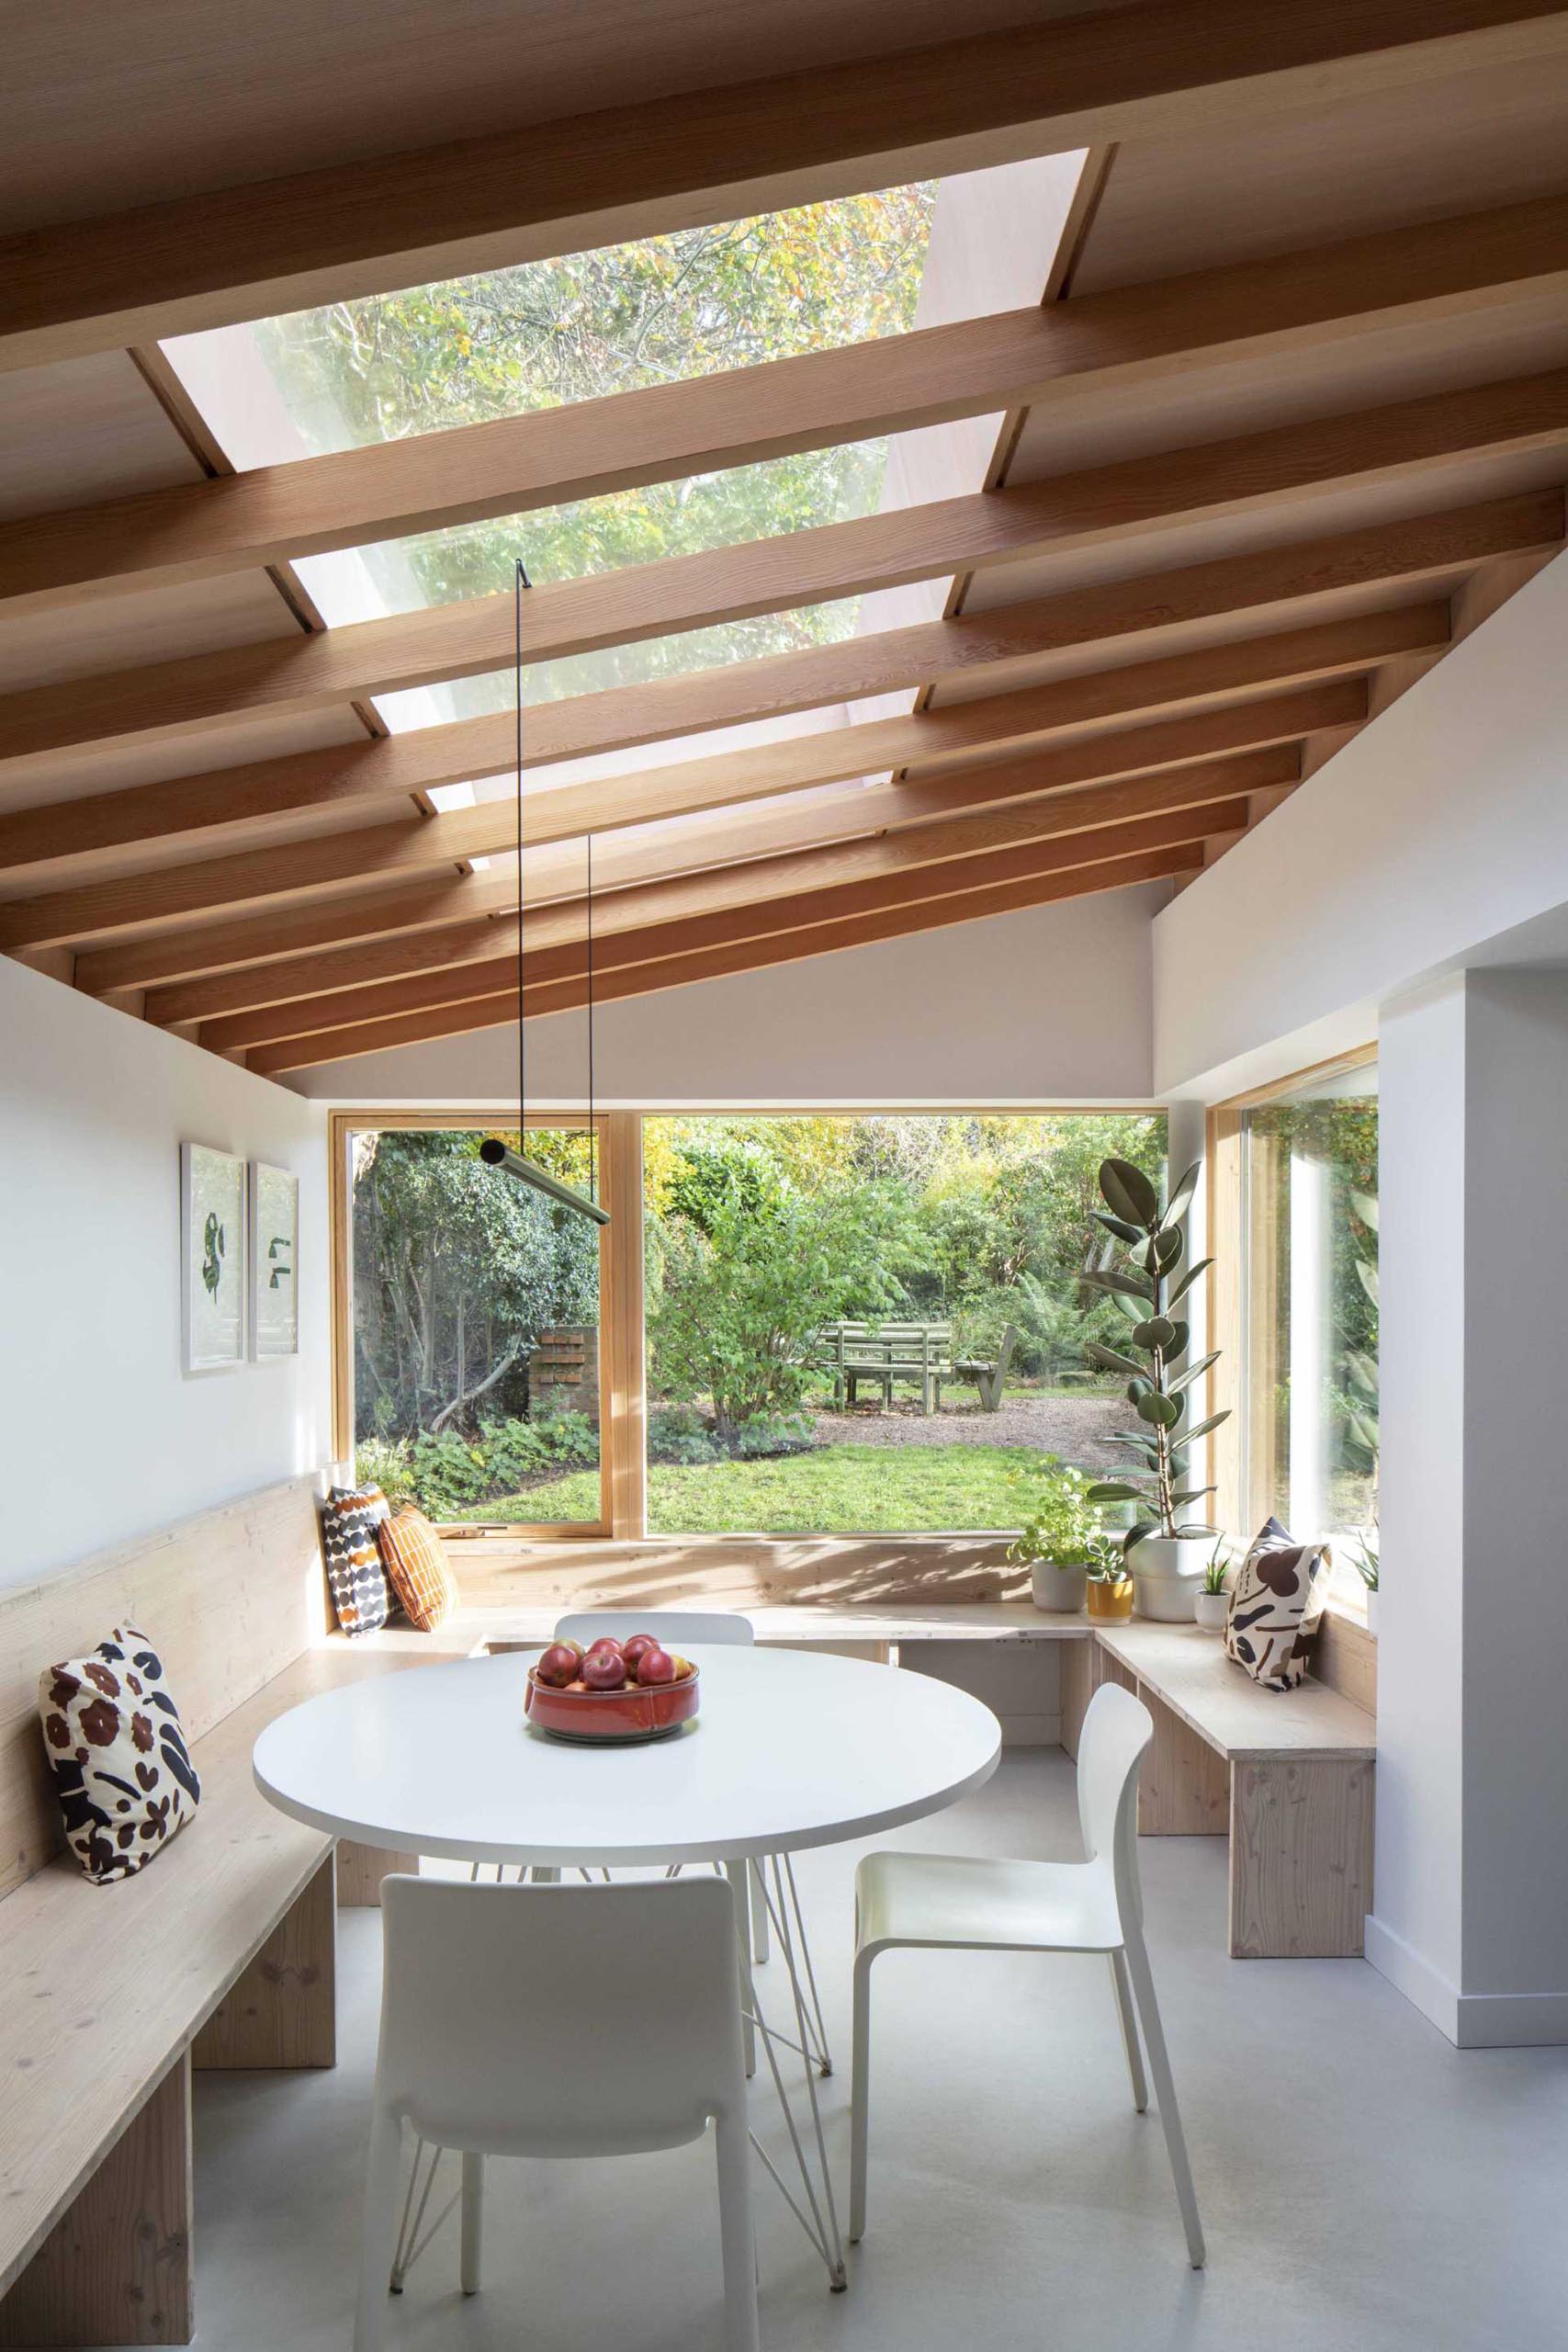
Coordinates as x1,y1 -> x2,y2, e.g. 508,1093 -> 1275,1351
348,1126 -> 604,1527
637,1113 -> 1168,1535
1241,1068 -> 1378,1573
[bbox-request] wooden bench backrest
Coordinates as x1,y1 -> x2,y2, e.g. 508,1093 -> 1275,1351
0,1476 -> 329,1899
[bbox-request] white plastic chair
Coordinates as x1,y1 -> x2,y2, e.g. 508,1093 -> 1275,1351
849,1681 -> 1205,2267
355,1876 -> 760,2352
555,1609 -> 756,1650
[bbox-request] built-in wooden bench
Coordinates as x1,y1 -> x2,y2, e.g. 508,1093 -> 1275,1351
1061,1619 -> 1376,1960
0,1479 -> 446,2348
376,1532 -> 1378,1962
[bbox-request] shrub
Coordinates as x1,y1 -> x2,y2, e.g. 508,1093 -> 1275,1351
733,1410 -> 816,1458
354,1434 -> 417,1510
648,1405 -> 721,1465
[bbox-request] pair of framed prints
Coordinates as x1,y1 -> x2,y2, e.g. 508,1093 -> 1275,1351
180,1143 -> 299,1374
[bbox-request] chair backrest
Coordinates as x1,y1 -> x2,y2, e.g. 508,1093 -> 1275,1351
556,1609 -> 755,1649
1075,1682 -> 1155,1921
378,1876 -> 746,2157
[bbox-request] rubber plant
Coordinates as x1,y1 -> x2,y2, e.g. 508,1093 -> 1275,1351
1081,1157 -> 1229,1560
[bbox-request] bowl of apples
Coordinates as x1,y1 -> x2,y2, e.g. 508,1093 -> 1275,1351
525,1633 -> 701,1743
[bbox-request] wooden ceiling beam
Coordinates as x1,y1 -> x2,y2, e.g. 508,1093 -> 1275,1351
243,838 -> 1205,1076
4,369 -> 1562,774
1,672 -> 1360,950
104,720 -> 1292,1003
7,0 -> 1566,374
192,757 -> 1288,1044
8,188 -> 1567,613
2,492 -> 1550,879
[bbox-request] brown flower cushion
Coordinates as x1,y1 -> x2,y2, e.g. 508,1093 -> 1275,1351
321,1482 -> 394,1636
1224,1517 -> 1331,1690
377,1507 -> 458,1633
38,1626 -> 201,1883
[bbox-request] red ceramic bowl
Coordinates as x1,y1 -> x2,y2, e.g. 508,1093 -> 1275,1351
525,1662 -> 701,1743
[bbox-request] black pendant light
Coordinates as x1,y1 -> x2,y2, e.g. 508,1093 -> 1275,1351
481,558 -> 610,1227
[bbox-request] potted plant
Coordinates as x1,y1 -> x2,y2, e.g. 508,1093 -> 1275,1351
1349,1532 -> 1379,1635
1084,1539 -> 1134,1623
1194,1540 -> 1231,1633
1009,1455 -> 1101,1612
1081,1156 -> 1229,1622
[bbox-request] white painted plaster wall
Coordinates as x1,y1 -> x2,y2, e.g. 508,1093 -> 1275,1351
283,880 -> 1162,1105
0,956 -> 332,1586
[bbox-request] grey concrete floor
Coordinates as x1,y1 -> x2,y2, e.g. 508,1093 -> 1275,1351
188,1754 -> 1565,2352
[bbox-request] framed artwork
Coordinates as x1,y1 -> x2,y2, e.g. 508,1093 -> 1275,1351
181,1143 -> 246,1373
250,1161 -> 299,1361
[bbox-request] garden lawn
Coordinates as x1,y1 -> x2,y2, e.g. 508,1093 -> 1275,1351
483,1442 -> 1052,1532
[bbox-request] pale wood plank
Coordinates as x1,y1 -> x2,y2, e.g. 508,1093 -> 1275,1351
1,365 -> 1558,772
1135,1683 -> 1231,1835
1058,1636 -> 1094,1762
1228,1756 -> 1375,1958
8,189 -> 1566,609
336,1840 -> 421,1908
243,841 -> 1201,1072
190,1853 -> 336,2069
5,491 -> 1549,844
1093,1622 -> 1376,1758
0,2055 -> 192,2348
1314,1608 -> 1379,1713
193,786 -> 1264,1050
0,1477 -> 329,1900
7,0 -> 1565,373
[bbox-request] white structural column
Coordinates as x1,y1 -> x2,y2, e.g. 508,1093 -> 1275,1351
1368,969 -> 1568,2046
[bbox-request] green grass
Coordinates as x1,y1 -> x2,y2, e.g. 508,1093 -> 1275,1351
483,1442 -> 1063,1533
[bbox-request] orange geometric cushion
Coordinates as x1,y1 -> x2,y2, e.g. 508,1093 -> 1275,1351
376,1507 -> 458,1633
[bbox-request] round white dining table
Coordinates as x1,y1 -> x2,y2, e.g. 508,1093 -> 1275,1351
254,1644 -> 1001,2293
252,1644 -> 1000,1871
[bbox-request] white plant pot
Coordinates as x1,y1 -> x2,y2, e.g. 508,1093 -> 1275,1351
1131,1533 -> 1213,1623
1031,1561 -> 1089,1614
1192,1589 -> 1230,1634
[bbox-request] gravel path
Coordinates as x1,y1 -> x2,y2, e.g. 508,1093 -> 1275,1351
808,1391 -> 1125,1466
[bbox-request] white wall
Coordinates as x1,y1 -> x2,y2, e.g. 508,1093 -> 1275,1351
1369,969 -> 1568,2044
1,956 -> 332,1586
1152,548 -> 1568,1099
284,880 -> 1163,1104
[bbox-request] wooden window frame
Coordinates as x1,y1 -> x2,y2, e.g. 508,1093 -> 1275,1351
328,1107 -> 645,1540
1204,1043 -> 1378,1551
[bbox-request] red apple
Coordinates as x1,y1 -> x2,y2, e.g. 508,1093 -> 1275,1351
635,1643 -> 676,1686
567,1679 -> 588,1693
583,1635 -> 623,1661
622,1633 -> 660,1670
670,1654 -> 696,1682
581,1647 -> 628,1690
556,1636 -> 584,1660
534,1644 -> 581,1689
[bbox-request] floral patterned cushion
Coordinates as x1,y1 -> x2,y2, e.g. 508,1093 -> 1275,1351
38,1626 -> 201,1883
377,1507 -> 458,1633
1224,1517 -> 1331,1690
321,1483 -> 394,1636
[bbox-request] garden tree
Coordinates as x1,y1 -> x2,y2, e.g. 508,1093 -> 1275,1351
353,1129 -> 597,1441
255,187 -> 935,695
648,1148 -> 929,1432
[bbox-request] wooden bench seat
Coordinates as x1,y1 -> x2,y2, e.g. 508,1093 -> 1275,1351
0,1644 -> 432,2346
1060,1619 -> 1376,1961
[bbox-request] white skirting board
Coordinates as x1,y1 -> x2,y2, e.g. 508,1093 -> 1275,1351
1365,1914 -> 1568,2047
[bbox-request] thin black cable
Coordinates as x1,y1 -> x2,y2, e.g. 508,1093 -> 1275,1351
586,831 -> 596,1203
514,559 -> 531,1148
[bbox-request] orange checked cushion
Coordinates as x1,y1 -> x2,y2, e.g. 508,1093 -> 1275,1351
377,1507 -> 459,1633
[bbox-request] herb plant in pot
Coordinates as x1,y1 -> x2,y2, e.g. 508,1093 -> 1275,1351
1009,1456 -> 1101,1613
1082,1156 -> 1230,1623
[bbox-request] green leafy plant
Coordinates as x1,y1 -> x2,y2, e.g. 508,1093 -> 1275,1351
1081,1157 -> 1229,1558
1007,1454 -> 1102,1568
1348,1532 -> 1380,1593
1201,1537 -> 1232,1598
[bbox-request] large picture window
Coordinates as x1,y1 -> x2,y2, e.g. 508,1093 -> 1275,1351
1221,1058 -> 1379,1580
639,1112 -> 1167,1535
339,1119 -> 607,1531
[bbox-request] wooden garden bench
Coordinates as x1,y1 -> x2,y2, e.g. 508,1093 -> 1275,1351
950,1321 -> 1019,1411
0,1480 -> 435,2347
816,1319 -> 953,1411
